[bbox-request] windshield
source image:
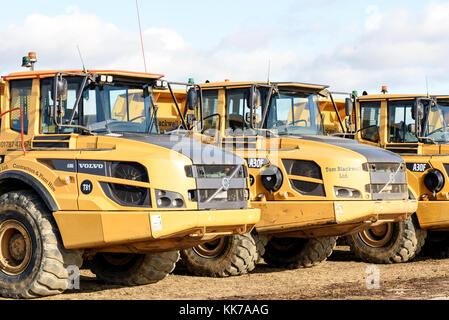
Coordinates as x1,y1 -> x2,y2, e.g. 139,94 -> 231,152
41,75 -> 159,135
83,84 -> 157,134
425,100 -> 449,143
265,90 -> 323,136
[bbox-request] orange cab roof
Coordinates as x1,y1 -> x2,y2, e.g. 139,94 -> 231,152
2,69 -> 164,80
357,94 -> 428,100
199,81 -> 328,91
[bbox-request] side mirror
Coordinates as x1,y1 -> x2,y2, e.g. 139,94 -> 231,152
51,78 -> 68,102
187,88 -> 198,111
143,86 -> 150,99
412,100 -> 424,121
186,113 -> 197,126
345,98 -> 354,117
247,86 -> 261,109
245,112 -> 259,124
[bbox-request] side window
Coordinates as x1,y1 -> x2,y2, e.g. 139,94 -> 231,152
388,101 -> 418,143
10,79 -> 32,134
201,90 -> 219,135
226,89 -> 262,135
360,101 -> 381,143
40,78 -> 81,134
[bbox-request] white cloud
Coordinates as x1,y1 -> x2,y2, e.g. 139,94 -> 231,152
294,1 -> 449,94
2,3 -> 449,95
0,10 -> 298,84
365,5 -> 381,31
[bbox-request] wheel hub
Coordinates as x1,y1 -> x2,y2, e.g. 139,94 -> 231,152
193,238 -> 228,259
9,233 -> 26,261
0,220 -> 33,275
359,223 -> 394,248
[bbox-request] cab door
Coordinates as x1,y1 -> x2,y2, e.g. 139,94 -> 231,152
357,100 -> 383,148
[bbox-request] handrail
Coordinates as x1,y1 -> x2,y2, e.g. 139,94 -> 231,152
0,107 -> 26,155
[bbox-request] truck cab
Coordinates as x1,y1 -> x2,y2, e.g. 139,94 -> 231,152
319,90 -> 449,262
0,69 -> 260,298
152,80 -> 418,273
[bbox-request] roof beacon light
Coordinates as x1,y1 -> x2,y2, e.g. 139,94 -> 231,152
382,86 -> 388,94
188,78 -> 194,84
28,52 -> 37,62
21,52 -> 37,70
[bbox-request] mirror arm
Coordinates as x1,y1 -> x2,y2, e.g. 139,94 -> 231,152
167,82 -> 188,130
329,93 -> 345,133
52,73 -> 60,127
68,74 -> 89,126
259,86 -> 275,129
356,125 -> 382,147
194,85 -> 204,132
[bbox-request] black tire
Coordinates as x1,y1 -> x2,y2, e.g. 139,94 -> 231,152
263,236 -> 337,269
0,190 -> 83,299
181,233 -> 259,277
252,232 -> 269,266
346,216 -> 427,264
420,231 -> 449,259
90,251 -> 179,286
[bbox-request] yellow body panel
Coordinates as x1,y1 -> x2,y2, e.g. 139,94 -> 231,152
54,208 -> 259,250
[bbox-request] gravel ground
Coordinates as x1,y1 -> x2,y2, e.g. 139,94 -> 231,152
10,246 -> 446,301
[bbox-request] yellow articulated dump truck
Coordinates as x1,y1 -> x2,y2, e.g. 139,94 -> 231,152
149,80 -> 417,276
319,90 -> 449,263
0,69 -> 260,298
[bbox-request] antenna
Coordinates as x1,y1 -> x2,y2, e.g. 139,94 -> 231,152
426,76 -> 429,96
267,59 -> 271,83
77,45 -> 86,72
136,0 -> 147,73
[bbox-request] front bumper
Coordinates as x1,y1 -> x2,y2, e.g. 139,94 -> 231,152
53,208 -> 260,250
252,199 -> 417,238
417,200 -> 449,231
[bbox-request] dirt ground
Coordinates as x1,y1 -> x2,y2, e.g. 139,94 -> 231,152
15,246 -> 447,301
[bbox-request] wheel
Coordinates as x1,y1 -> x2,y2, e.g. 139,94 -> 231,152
420,231 -> 449,259
0,190 -> 83,299
262,236 -> 337,269
346,215 -> 427,264
181,232 -> 264,277
90,251 -> 179,286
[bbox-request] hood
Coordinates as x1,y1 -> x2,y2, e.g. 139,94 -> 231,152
299,135 -> 405,164
104,132 -> 244,166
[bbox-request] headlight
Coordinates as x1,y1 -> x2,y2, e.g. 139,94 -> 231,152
334,187 -> 362,199
261,166 -> 283,192
424,169 -> 445,193
155,190 -> 185,208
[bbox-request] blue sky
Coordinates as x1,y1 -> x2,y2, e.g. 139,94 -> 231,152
0,1 -> 448,94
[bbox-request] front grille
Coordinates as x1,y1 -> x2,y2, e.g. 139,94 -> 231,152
186,165 -> 246,179
186,165 -> 249,209
194,189 -> 248,202
364,163 -> 408,200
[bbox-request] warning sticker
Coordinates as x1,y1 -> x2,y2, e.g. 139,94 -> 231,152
151,215 -> 163,231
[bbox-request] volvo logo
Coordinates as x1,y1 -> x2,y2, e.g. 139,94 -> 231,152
222,177 -> 231,191
79,163 -> 104,169
389,172 -> 396,182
